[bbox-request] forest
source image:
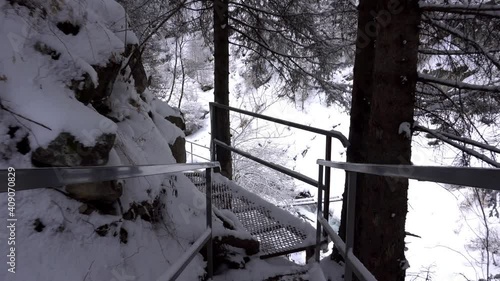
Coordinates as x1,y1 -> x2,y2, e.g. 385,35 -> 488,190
0,0 -> 499,280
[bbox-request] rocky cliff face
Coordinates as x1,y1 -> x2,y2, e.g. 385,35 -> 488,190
0,1 -> 202,280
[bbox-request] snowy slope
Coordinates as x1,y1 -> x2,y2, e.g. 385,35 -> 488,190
0,1 -> 217,280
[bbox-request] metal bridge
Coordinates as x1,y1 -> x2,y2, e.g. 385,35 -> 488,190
2,102 -> 500,281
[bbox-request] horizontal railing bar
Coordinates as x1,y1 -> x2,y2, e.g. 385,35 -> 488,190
185,140 -> 210,150
318,216 -> 346,256
286,199 -> 343,207
346,250 -> 378,281
210,102 -> 349,147
318,217 -> 377,281
293,196 -> 342,202
0,162 -> 220,192
317,160 -> 500,191
186,152 -> 211,161
156,228 -> 211,281
214,140 -> 317,187
278,197 -> 342,207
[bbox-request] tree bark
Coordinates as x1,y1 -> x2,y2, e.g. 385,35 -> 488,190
338,1 -> 420,280
213,0 -> 232,179
337,0 -> 378,244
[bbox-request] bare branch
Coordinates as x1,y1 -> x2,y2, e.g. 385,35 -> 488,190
424,16 -> 500,70
420,3 -> 500,13
417,73 -> 500,93
414,125 -> 500,167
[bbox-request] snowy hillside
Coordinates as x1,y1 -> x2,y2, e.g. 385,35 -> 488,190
0,0 -> 214,280
179,54 -> 500,280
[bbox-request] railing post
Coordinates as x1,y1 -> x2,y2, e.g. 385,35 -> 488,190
209,103 -> 216,163
315,164 -> 324,262
345,171 -> 357,281
191,142 -> 194,163
209,103 -> 220,175
323,136 -> 332,222
205,168 -> 213,279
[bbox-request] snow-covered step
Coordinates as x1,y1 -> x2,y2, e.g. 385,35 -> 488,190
184,171 -> 317,259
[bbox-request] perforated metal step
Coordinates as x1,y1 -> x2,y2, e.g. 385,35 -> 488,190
184,171 -> 316,258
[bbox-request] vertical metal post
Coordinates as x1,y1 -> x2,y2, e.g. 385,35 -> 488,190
315,164 -> 324,262
323,136 -> 332,222
209,103 -> 216,163
205,168 -> 213,279
190,142 -> 194,163
344,171 -> 357,281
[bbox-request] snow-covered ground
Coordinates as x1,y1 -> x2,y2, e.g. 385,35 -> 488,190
183,72 -> 497,280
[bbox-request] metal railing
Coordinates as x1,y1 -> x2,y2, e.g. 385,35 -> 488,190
209,102 -> 350,229
277,196 -> 342,207
186,140 -> 211,163
0,162 -> 219,281
315,159 -> 500,281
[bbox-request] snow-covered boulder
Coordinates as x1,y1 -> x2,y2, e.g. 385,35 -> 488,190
31,132 -> 115,167
0,0 -> 214,280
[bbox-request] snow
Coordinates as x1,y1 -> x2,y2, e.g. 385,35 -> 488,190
213,257 -> 321,281
0,1 -> 217,280
183,63 -> 498,280
399,122 -> 412,139
320,258 -> 344,281
0,7 -> 118,149
213,173 -> 317,245
0,0 -> 497,279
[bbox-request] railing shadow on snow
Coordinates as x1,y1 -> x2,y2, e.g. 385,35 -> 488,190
0,162 -> 220,281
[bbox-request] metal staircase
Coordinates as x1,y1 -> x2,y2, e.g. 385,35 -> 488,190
185,171 -> 316,259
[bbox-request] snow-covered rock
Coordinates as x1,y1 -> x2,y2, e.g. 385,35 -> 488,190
0,1 -> 210,280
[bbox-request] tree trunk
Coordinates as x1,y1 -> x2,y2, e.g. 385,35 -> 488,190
338,1 -> 420,280
337,0 -> 378,244
213,0 -> 232,179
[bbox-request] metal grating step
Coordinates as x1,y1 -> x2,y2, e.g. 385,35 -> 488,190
184,171 -> 316,259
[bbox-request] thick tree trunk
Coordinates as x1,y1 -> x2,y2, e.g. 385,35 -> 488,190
338,1 -> 420,281
337,0 -> 378,244
213,0 -> 232,179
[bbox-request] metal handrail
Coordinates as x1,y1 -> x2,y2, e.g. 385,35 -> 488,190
317,160 -> 500,190
1,162 -> 218,281
0,162 -> 219,192
277,196 -> 342,207
157,228 -> 212,281
210,102 -> 350,147
209,102 -> 350,231
186,140 -> 211,163
214,139 -> 317,186
186,140 -> 211,150
317,217 -> 376,281
186,152 -> 211,162
315,159 -> 500,281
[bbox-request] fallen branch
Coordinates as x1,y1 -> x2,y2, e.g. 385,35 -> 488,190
0,101 -> 52,131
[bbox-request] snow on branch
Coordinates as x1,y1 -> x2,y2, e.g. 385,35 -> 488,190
418,48 -> 500,56
425,17 -> 500,70
438,130 -> 500,154
420,3 -> 500,13
414,125 -> 500,168
417,73 -> 500,93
